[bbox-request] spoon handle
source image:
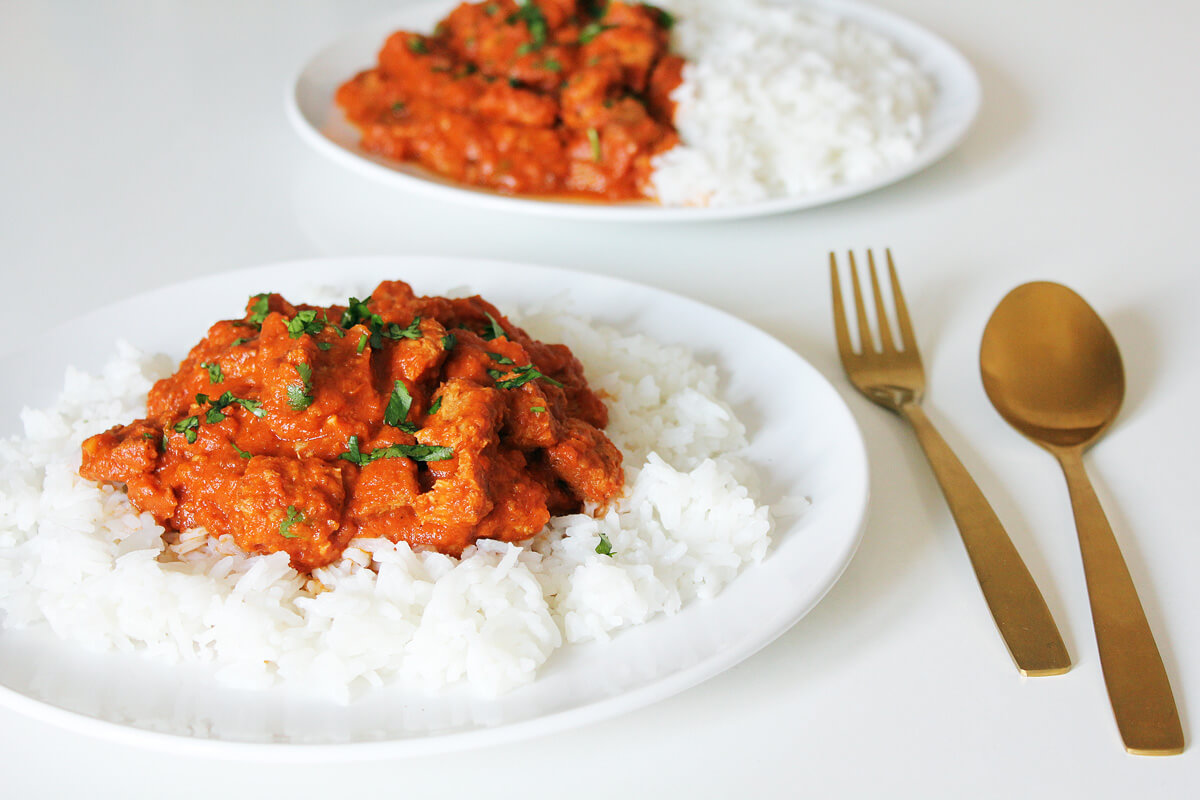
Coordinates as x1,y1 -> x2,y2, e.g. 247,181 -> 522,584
1057,448 -> 1183,755
901,404 -> 1070,675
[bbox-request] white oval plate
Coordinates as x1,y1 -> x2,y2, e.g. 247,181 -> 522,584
0,256 -> 868,760
286,0 -> 981,222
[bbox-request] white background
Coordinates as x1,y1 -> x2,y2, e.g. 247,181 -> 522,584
1,0 -> 1198,796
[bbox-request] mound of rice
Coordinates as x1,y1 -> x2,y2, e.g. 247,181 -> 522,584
652,0 -> 935,207
0,309 -> 773,701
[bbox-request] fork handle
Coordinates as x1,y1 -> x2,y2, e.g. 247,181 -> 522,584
900,403 -> 1071,676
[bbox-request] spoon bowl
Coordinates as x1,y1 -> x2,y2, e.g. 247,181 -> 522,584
979,281 -> 1183,756
981,282 -> 1124,450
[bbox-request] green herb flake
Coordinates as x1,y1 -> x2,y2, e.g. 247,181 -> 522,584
287,363 -> 314,411
356,333 -> 369,354
577,22 -> 614,44
487,352 -> 515,365
482,312 -> 506,341
230,442 -> 253,459
316,341 -> 333,351
173,416 -> 200,444
640,3 -> 674,29
587,127 -> 601,162
285,309 -> 325,339
200,361 -> 225,383
442,332 -> 457,350
384,380 -> 413,428
230,337 -> 253,348
509,0 -> 549,51
530,405 -> 546,413
492,363 -> 564,390
596,532 -> 615,557
485,2 -> 498,15
542,58 -> 562,72
279,505 -> 305,538
407,36 -> 429,54
381,316 -> 422,341
247,293 -> 271,328
391,101 -> 406,114
428,396 -> 442,415
338,434 -> 454,466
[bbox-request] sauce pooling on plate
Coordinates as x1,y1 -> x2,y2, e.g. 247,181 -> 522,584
335,0 -> 684,201
80,281 -> 623,572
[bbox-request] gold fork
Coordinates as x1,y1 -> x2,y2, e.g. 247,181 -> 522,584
830,250 -> 1071,676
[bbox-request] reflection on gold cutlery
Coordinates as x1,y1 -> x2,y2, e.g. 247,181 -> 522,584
980,281 -> 1183,756
830,250 -> 1069,676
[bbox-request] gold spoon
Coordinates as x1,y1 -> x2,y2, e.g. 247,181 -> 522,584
980,281 -> 1183,755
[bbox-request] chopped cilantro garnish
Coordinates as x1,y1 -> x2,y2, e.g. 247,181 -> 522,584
490,364 -> 564,390
279,505 -> 305,538
428,396 -> 442,415
247,293 -> 271,328
509,0 -> 548,51
316,341 -> 333,351
356,333 -> 369,354
407,36 -> 428,54
391,101 -> 406,114
577,22 -> 614,43
596,532 -> 615,557
384,380 -> 414,429
508,77 -> 522,88
587,127 -> 601,162
230,337 -> 252,348
285,309 -> 325,339
442,332 -> 457,350
482,312 -> 506,340
530,405 -> 546,413
485,2 -> 498,15
173,415 -> 200,444
542,58 -> 562,71
338,435 -> 453,466
230,442 -> 253,459
640,3 -> 674,29
487,352 -> 515,365
340,296 -> 378,329
287,363 -> 314,411
384,316 -> 422,341
200,361 -> 224,383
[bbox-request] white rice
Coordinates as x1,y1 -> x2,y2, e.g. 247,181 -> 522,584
0,311 -> 774,702
652,0 -> 935,207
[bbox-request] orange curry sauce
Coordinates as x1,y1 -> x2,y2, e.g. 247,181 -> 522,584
335,0 -> 685,200
80,282 -> 624,572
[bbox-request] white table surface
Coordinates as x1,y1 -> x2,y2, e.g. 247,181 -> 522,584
2,0 -> 1198,796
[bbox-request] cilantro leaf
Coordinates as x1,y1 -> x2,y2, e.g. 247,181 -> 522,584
482,312 -> 507,341
200,361 -> 224,383
285,309 -> 325,339
279,505 -> 305,538
596,532 -> 615,557
230,442 -> 253,459
338,435 -> 453,466
287,363 -> 314,411
247,293 -> 271,328
428,396 -> 442,415
491,364 -> 563,390
442,332 -> 457,350
384,380 -> 413,428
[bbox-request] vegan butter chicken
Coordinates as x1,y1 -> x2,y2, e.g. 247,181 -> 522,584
335,0 -> 685,200
80,281 -> 624,572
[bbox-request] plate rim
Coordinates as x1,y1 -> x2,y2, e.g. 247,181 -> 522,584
0,255 -> 870,759
284,0 -> 982,222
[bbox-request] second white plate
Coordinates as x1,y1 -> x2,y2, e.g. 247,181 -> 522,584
286,0 -> 981,222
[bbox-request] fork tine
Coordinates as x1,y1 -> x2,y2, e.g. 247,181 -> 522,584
848,251 -> 875,353
867,250 -> 895,353
886,249 -> 918,352
829,252 -> 856,361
